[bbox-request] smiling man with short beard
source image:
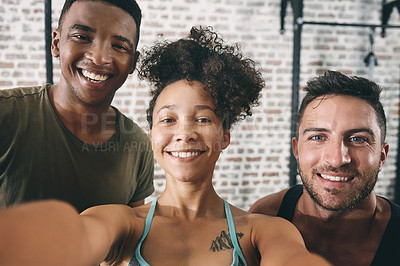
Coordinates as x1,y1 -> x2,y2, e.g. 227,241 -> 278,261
301,162 -> 379,212
0,0 -> 154,212
250,71 -> 400,266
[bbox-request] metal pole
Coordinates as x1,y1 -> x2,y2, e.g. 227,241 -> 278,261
396,68 -> 400,204
303,20 -> 400,29
45,0 -> 53,84
288,0 -> 303,186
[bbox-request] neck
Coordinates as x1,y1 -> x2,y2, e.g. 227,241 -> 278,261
298,190 -> 378,232
49,84 -> 116,144
294,190 -> 391,265
159,180 -> 224,220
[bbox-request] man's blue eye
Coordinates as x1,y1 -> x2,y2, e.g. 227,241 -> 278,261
351,136 -> 365,142
311,135 -> 323,140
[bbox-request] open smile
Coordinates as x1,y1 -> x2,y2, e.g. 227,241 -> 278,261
318,173 -> 355,182
167,151 -> 204,158
79,69 -> 111,83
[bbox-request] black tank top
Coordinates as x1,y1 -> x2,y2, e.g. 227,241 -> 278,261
277,184 -> 400,265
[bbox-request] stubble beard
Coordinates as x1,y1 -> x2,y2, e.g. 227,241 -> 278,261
71,85 -> 115,108
299,164 -> 380,212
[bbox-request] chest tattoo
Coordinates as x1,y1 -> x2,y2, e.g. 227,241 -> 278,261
209,230 -> 244,252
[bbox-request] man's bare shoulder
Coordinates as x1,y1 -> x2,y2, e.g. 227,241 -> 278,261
249,188 -> 291,216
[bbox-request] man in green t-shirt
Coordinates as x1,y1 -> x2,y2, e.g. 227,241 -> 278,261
0,0 -> 154,212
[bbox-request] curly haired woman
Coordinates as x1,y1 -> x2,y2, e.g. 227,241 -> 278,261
0,27 -> 329,266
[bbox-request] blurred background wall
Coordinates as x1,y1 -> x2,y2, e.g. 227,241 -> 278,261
1,0 -> 399,209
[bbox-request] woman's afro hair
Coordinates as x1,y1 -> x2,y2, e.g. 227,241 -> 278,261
139,26 -> 265,130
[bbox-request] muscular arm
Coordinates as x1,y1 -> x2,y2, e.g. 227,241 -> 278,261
128,199 -> 144,207
0,200 -> 132,266
251,215 -> 330,266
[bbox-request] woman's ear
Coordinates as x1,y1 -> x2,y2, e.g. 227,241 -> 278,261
221,130 -> 230,150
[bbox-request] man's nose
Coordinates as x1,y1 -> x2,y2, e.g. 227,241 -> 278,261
85,43 -> 112,66
322,139 -> 351,167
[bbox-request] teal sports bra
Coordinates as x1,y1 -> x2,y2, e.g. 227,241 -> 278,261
129,198 -> 248,266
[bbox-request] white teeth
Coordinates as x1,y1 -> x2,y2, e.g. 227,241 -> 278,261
82,69 -> 109,82
170,151 -> 201,158
320,174 -> 350,182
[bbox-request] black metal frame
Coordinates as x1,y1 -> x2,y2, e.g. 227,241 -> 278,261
45,0 -> 53,84
282,0 -> 400,203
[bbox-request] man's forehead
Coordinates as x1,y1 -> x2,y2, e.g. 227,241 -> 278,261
300,94 -> 380,131
306,94 -> 371,112
63,1 -> 136,26
61,1 -> 137,38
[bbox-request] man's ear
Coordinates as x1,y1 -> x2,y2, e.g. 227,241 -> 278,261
51,30 -> 60,58
292,137 -> 299,159
129,51 -> 140,74
379,142 -> 389,171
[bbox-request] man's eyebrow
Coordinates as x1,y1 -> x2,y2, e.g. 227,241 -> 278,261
69,24 -> 95,33
346,128 -> 376,139
302,128 -> 329,135
68,24 -> 133,49
113,35 -> 134,49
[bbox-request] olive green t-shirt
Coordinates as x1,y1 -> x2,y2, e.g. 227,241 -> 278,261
0,84 -> 154,212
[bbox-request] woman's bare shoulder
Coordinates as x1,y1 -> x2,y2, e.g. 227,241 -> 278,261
229,203 -> 295,236
249,188 -> 291,215
229,202 -> 288,223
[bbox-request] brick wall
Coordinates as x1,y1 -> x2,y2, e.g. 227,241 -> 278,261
1,0 -> 400,209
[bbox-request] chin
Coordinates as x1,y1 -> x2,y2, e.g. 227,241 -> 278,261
170,172 -> 203,183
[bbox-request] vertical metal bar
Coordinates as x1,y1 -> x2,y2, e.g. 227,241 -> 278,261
288,0 -> 303,186
45,0 -> 53,84
381,0 -> 387,37
396,69 -> 400,204
280,0 -> 289,34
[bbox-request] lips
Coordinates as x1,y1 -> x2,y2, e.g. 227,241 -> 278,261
168,151 -> 203,158
80,69 -> 110,83
319,173 -> 354,182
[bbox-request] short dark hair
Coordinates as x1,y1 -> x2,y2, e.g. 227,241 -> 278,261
139,26 -> 264,130
296,71 -> 387,143
58,0 -> 141,47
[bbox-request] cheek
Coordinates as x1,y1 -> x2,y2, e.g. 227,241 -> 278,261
115,55 -> 133,69
151,130 -> 174,152
355,150 -> 380,170
151,134 -> 165,153
205,134 -> 224,151
297,146 -> 320,167
59,48 -> 75,67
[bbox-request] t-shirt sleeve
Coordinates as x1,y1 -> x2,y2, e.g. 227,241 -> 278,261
129,137 -> 154,203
